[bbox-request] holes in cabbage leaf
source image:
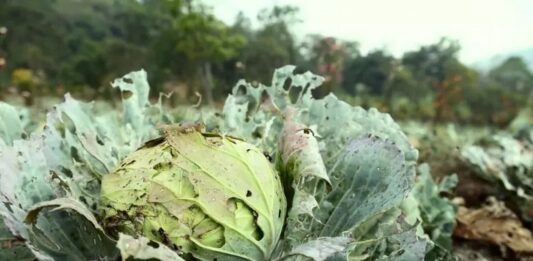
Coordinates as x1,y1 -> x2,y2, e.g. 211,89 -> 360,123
252,127 -> 264,139
122,77 -> 133,84
121,90 -> 133,99
236,84 -> 247,96
70,146 -> 82,162
227,198 -> 264,241
246,190 -> 252,197
60,166 -> 73,178
147,240 -> 160,248
282,78 -> 292,91
153,162 -> 172,171
288,85 -> 301,104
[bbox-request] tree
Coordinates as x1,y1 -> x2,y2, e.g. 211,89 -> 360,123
0,0 -> 168,97
304,35 -> 358,96
402,38 -> 476,121
342,50 -> 395,95
231,6 -> 303,84
489,56 -> 533,93
151,0 -> 245,105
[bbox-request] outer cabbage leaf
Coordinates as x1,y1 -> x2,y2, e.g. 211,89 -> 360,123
218,66 -> 418,164
403,164 -> 457,260
23,198 -> 118,261
0,218 -> 34,261
116,233 -> 185,261
348,208 -> 430,261
280,237 -> 353,261
461,133 -> 533,220
216,66 -> 419,259
0,102 -> 26,145
411,164 -> 457,251
0,70 -> 170,260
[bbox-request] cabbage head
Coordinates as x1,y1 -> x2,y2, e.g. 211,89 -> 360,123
100,125 -> 286,260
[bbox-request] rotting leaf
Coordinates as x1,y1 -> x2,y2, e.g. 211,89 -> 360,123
454,197 -> 533,253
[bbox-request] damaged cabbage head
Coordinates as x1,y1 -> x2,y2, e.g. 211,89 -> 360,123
100,125 -> 286,260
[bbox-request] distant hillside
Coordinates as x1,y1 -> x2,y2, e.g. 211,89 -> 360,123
473,47 -> 533,73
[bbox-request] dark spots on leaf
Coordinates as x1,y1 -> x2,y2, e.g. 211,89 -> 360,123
153,162 -> 172,171
96,135 -> 104,145
325,116 -> 329,121
170,148 -> 179,158
158,228 -> 171,246
263,152 -> 273,162
70,147 -> 82,162
139,137 -> 165,150
121,159 -> 136,167
278,210 -> 281,218
60,166 -> 73,178
252,128 -> 263,138
122,179 -> 132,189
78,196 -> 88,205
246,190 -> 252,197
302,128 -> 315,136
246,148 -> 251,152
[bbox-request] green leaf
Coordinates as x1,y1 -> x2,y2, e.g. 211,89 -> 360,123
0,220 -> 34,261
0,70 -> 170,260
0,102 -> 26,145
461,132 -> 533,220
218,66 -> 418,259
316,136 -> 413,237
23,198 -> 119,260
349,209 -> 430,261
410,164 -> 457,252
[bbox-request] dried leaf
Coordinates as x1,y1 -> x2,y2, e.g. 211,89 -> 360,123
454,197 -> 533,253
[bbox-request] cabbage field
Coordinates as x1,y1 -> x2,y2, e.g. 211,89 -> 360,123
0,67 -> 532,261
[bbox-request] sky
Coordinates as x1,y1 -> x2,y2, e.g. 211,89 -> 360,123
203,0 -> 533,64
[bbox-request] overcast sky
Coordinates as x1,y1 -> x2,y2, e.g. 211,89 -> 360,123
203,0 -> 533,64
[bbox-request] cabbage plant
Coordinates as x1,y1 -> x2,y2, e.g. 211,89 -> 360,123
0,67 -> 449,260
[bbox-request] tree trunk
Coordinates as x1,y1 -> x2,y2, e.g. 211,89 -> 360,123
200,62 -> 214,106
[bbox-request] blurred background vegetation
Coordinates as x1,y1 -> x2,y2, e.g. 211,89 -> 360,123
0,0 -> 531,127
